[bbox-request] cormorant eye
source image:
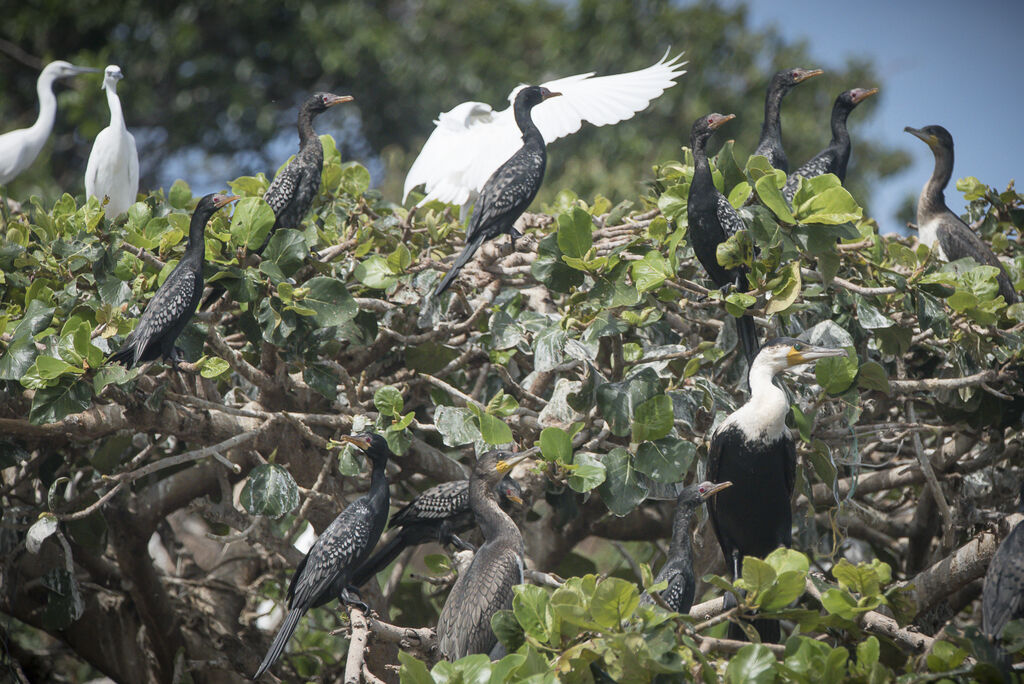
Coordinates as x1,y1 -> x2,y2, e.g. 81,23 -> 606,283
793,343 -> 803,351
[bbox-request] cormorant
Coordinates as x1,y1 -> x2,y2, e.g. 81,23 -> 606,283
433,86 -> 561,297
905,125 -> 1018,304
782,87 -> 878,203
253,433 -> 393,679
707,338 -> 845,641
86,65 -> 139,217
350,475 -> 523,588
0,61 -> 99,184
687,112 -> 759,364
109,193 -> 238,368
436,450 -> 528,660
982,483 -> 1024,640
258,92 -> 353,253
752,68 -> 823,173
404,51 -> 686,212
641,481 -> 732,613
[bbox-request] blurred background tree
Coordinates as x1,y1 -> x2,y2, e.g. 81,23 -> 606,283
0,0 -> 908,212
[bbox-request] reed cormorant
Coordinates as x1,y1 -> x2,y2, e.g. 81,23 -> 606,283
109,193 -> 237,368
753,68 -> 823,173
433,86 -> 561,297
253,433 -> 393,679
982,483 -> 1024,639
436,451 -> 528,660
905,125 -> 1018,303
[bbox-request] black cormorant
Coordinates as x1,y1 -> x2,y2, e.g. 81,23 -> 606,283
982,483 -> 1024,640
783,87 -> 878,202
707,338 -> 844,641
253,433 -> 393,679
436,451 -> 528,660
350,475 -> 523,588
905,125 -> 1018,304
641,481 -> 732,613
753,68 -> 823,173
109,193 -> 237,368
433,86 -> 561,298
687,112 -> 759,364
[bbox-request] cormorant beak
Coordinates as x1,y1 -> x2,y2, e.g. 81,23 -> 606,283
542,90 -> 562,101
904,126 -> 939,149
794,68 -> 824,83
213,195 -> 240,209
339,434 -> 372,451
496,454 -> 529,473
786,344 -> 847,366
701,481 -> 732,500
708,113 -> 736,130
505,493 -> 525,505
851,88 -> 878,104
326,94 -> 354,107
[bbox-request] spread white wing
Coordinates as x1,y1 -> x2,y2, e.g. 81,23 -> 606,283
403,50 -> 686,208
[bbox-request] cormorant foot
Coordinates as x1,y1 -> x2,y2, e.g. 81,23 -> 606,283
447,533 -> 477,553
340,586 -> 369,613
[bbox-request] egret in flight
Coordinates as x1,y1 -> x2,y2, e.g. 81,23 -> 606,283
86,65 -> 139,217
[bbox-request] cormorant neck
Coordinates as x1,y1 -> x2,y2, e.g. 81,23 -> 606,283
297,105 -> 319,148
668,505 -> 696,557
470,475 -> 520,542
690,133 -> 712,186
759,83 -> 787,150
105,82 -> 126,131
513,100 -> 543,145
729,360 -> 789,441
368,458 -> 390,507
829,100 -> 852,148
30,73 -> 59,136
919,145 -> 953,221
186,208 -> 212,255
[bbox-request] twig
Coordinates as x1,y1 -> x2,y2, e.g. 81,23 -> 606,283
888,370 -> 1001,393
906,400 -> 954,551
344,606 -> 369,684
697,635 -> 785,656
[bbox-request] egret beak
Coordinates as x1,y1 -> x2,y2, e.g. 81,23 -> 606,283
496,453 -> 529,473
213,194 -> 240,209
794,68 -> 824,82
701,481 -> 733,500
904,126 -> 938,149
708,113 -> 736,130
326,94 -> 354,107
339,434 -> 372,451
787,344 -> 847,366
851,88 -> 878,104
71,66 -> 102,75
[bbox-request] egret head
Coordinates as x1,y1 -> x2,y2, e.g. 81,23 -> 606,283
753,337 -> 847,376
102,65 -> 124,92
305,91 -> 354,115
689,112 -> 735,148
904,124 -> 954,155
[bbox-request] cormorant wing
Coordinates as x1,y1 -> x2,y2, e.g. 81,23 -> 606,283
391,480 -> 469,527
716,194 -> 745,238
287,499 -> 373,609
983,523 -> 1024,637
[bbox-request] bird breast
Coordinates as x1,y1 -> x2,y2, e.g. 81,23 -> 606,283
918,218 -> 945,259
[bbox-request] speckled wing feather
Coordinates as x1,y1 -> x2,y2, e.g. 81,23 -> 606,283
288,498 -> 373,609
655,558 -> 695,613
783,153 -> 835,202
114,261 -> 199,366
983,522 -> 1024,637
936,218 -> 1019,303
467,146 -> 546,243
391,480 -> 469,527
264,151 -> 322,229
715,194 -> 745,240
437,542 -> 523,660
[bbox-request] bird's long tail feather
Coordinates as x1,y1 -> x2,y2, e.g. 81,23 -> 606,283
737,315 -> 760,366
108,342 -> 138,369
351,533 -> 408,589
433,235 -> 486,298
253,606 -> 305,679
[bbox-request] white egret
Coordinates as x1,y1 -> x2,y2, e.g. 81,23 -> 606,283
85,65 -> 139,217
403,50 -> 686,211
0,60 -> 99,185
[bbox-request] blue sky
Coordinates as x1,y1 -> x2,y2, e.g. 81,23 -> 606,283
728,0 -> 1023,233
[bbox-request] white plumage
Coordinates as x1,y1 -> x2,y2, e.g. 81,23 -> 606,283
0,60 -> 99,185
85,65 -> 139,217
403,50 -> 687,209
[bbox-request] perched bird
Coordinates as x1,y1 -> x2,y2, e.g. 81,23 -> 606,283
641,481 -> 732,613
0,60 -> 99,185
982,483 -> 1024,640
687,112 -> 759,364
432,86 -> 561,297
350,475 -> 523,588
436,450 -> 528,661
905,125 -> 1018,304
404,51 -> 686,211
752,67 -> 823,173
707,338 -> 845,641
258,92 -> 353,252
109,193 -> 237,368
783,87 -> 878,203
85,65 -> 139,217
254,433 -> 393,679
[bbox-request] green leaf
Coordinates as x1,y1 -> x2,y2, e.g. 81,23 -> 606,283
302,276 -> 359,327
475,409 -> 513,445
726,644 -> 777,684
398,651 -> 435,684
197,356 -> 230,379
765,262 -> 801,315
755,173 -> 795,223
531,234 -> 584,293
339,161 -> 371,196
815,348 -> 858,395
27,513 -> 59,554
354,254 -> 398,290
716,230 -> 753,270
567,452 -> 606,492
597,448 -> 647,516
29,378 -> 92,425
374,386 -> 404,417
434,406 -> 482,447
490,610 -> 526,655
634,437 -> 695,483
737,556 -> 776,596
240,464 -> 299,518
855,298 -> 894,329
590,577 -> 639,630
820,588 -> 858,620
657,184 -> 688,223
764,548 -> 810,576
792,175 -> 863,225
631,394 -> 673,443
556,207 -> 594,259
168,179 -> 192,209
631,251 -> 672,293
229,197 -> 275,250
856,361 -> 890,394
539,427 -> 572,464
423,553 -> 452,575
263,229 -> 307,276
513,584 -> 555,642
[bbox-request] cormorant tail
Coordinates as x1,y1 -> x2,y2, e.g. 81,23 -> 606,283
737,315 -> 760,366
434,234 -> 487,298
253,606 -> 305,679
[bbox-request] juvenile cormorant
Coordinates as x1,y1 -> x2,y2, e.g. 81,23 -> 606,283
404,51 -> 686,212
109,193 -> 237,368
687,112 -> 759,364
707,338 -> 845,641
253,433 -> 393,679
783,87 -> 877,202
641,481 -> 732,613
753,68 -> 823,173
436,451 -> 528,660
905,125 -> 1018,303
433,86 -> 561,297
85,65 -> 139,217
982,483 -> 1024,639
351,475 -> 523,588
0,61 -> 99,184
